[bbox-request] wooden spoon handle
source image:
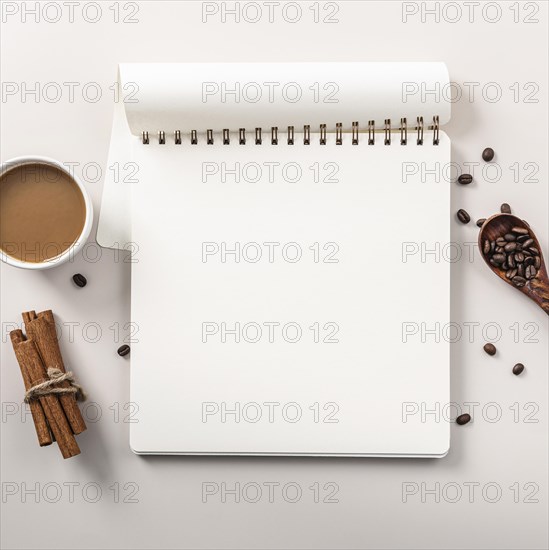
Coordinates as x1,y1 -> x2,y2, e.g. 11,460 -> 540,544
528,277 -> 549,314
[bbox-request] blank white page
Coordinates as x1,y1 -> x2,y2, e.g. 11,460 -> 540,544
130,132 -> 450,456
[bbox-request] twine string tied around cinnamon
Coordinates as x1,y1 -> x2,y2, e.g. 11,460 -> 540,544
24,368 -> 87,404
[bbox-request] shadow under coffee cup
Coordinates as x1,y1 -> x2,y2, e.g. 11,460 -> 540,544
0,156 -> 93,270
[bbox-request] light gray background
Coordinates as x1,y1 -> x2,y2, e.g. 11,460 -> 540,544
1,1 -> 548,549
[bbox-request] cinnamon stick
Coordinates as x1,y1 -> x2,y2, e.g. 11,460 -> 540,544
10,330 -> 52,447
23,310 -> 87,435
11,338 -> 80,459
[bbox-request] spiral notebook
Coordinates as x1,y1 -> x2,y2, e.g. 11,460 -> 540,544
99,63 -> 451,456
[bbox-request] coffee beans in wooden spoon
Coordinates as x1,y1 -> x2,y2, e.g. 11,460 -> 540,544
479,214 -> 549,314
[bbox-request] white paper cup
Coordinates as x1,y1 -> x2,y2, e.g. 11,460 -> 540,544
0,156 -> 93,270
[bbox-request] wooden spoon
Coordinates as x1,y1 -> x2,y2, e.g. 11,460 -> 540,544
479,214 -> 549,314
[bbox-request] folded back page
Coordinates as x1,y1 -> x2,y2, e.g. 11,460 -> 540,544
98,62 -> 450,249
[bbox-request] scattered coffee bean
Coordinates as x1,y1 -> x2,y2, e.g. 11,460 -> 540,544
522,238 -> 534,249
517,264 -> 524,277
529,247 -> 539,256
506,268 -> 517,279
483,240 -> 491,254
458,174 -> 473,185
514,252 -> 524,263
456,413 -> 471,425
504,242 -> 517,253
477,218 -> 486,228
483,343 -> 497,356
508,255 -> 516,268
457,209 -> 470,224
500,203 -> 511,214
482,148 -> 495,162
496,238 -> 507,246
516,234 -> 530,243
504,233 -> 516,242
512,276 -> 526,287
72,273 -> 87,288
512,363 -> 525,376
512,226 -> 528,235
117,344 -> 131,357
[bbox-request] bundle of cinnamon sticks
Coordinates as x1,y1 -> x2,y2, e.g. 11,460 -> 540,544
10,310 -> 87,459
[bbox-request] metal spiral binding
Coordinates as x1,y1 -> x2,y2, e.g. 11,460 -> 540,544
319,124 -> 327,145
304,125 -> 310,145
142,117 -> 441,145
287,126 -> 294,145
416,117 -> 424,146
352,122 -> 359,145
335,123 -> 343,145
368,121 -> 375,145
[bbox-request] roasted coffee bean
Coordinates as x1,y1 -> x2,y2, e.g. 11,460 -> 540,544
117,344 -> 131,357
522,238 -> 534,248
517,264 -> 524,277
496,238 -> 507,246
495,246 -> 504,254
483,343 -> 497,356
489,259 -> 499,267
491,253 -> 506,264
458,174 -> 473,185
508,255 -> 515,268
516,234 -> 530,243
512,226 -> 529,235
524,256 -> 534,267
529,247 -> 539,255
490,241 -> 496,253
525,265 -> 536,279
512,363 -> 525,376
501,261 -> 508,270
534,256 -> 541,269
72,274 -> 87,288
500,203 -> 511,214
477,218 -> 486,228
504,233 -> 516,242
482,148 -> 495,162
514,252 -> 524,263
515,243 -> 523,252
457,209 -> 470,224
512,276 -> 526,287
483,240 -> 491,254
456,413 -> 471,425
506,268 -> 518,279
504,242 -> 517,253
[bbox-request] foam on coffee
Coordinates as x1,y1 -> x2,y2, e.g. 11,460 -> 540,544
0,163 -> 86,263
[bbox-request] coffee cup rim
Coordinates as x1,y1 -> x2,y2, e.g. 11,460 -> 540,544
0,155 -> 94,270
